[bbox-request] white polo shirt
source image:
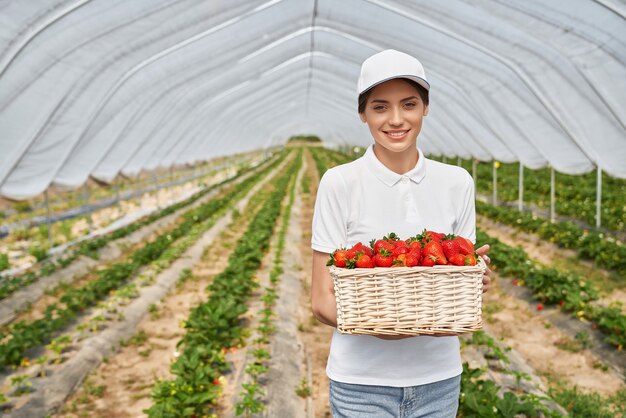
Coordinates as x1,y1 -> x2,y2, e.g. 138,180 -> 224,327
311,144 -> 476,387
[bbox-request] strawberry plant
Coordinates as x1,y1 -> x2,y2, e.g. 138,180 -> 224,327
456,158 -> 626,233
0,153 -> 283,302
146,153 -> 301,417
0,155 -> 287,370
476,200 -> 626,276
477,229 -> 626,348
0,253 -> 9,271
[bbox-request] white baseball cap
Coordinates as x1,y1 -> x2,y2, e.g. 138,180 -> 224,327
357,49 -> 430,95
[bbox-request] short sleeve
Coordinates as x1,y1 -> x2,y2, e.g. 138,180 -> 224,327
453,172 -> 476,244
311,169 -> 349,253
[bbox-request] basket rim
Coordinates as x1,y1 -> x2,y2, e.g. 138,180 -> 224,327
328,256 -> 486,274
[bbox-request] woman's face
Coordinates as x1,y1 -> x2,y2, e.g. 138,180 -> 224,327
359,78 -> 429,155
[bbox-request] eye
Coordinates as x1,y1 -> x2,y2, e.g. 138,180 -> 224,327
404,102 -> 417,108
373,105 -> 386,111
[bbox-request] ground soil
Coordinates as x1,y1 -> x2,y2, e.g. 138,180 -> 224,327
296,150 -> 333,418
1,169 -> 232,270
478,214 -> 626,309
477,214 -> 626,398
52,164 -> 277,418
10,150 -> 625,417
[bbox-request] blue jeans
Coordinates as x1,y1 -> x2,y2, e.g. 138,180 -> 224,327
329,374 -> 461,418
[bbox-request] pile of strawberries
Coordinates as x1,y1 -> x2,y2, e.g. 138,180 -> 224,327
327,230 -> 477,269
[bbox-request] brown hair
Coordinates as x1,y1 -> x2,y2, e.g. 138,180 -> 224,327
358,79 -> 429,114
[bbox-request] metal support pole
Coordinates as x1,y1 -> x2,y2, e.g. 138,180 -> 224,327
492,161 -> 498,205
45,190 -> 52,249
84,183 -> 93,233
596,166 -> 602,228
550,167 -> 555,223
518,163 -> 524,212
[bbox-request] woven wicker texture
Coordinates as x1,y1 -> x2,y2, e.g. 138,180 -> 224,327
329,258 -> 485,335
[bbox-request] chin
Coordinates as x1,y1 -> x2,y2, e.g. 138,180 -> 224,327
377,140 -> 416,154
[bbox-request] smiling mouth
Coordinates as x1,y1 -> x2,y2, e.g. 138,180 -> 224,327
384,130 -> 409,139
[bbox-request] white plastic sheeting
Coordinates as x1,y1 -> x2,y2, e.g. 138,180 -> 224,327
0,0 -> 624,200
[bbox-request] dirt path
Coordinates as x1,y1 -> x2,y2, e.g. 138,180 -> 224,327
296,149 -> 333,418
49,163 -> 281,418
477,214 -> 626,308
0,164 -> 261,327
480,272 -> 625,397
1,166 -> 237,271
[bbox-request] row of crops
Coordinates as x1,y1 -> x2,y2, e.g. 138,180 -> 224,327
0,152 -> 258,274
449,158 -> 626,234
0,144 -> 624,417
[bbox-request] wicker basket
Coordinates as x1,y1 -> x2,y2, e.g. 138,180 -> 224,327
329,258 -> 485,336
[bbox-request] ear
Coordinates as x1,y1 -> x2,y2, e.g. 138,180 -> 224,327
423,105 -> 429,117
359,112 -> 367,123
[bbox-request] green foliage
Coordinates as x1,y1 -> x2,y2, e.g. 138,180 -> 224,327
28,244 -> 48,262
287,135 -> 321,143
0,253 -> 9,272
549,386 -> 617,418
295,378 -> 312,398
459,364 -> 562,417
13,201 -> 32,213
58,220 -> 74,242
0,154 -> 281,302
476,200 -> 626,276
147,151 -> 298,417
0,154 -> 287,371
477,229 -> 626,349
462,159 -> 626,233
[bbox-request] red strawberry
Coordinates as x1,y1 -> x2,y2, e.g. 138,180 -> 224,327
327,249 -> 348,268
405,253 -> 420,267
536,303 -> 544,311
407,240 -> 422,253
420,255 -> 436,267
449,254 -> 465,266
347,242 -> 367,260
427,230 -> 445,243
392,245 -> 408,258
464,254 -> 477,266
394,239 -> 408,249
393,253 -> 407,267
352,242 -> 373,257
422,241 -> 448,265
441,234 -> 461,259
373,249 -> 393,267
355,253 -> 375,268
455,237 -> 474,255
409,248 -> 421,261
371,239 -> 394,254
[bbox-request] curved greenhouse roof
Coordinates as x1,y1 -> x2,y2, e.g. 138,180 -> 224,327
0,0 -> 625,200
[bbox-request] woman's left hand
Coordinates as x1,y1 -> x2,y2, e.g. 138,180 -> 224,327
475,244 -> 491,293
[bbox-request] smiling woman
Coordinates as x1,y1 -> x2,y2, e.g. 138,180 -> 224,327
310,49 -> 492,418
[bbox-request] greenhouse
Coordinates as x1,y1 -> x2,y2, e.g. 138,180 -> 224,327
0,1 -> 625,417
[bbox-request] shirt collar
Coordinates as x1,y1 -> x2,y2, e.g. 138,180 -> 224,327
364,144 -> 426,187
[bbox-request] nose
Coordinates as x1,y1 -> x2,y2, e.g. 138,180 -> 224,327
389,106 -> 403,126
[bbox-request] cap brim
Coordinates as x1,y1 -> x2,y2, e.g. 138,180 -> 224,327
359,75 -> 430,95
